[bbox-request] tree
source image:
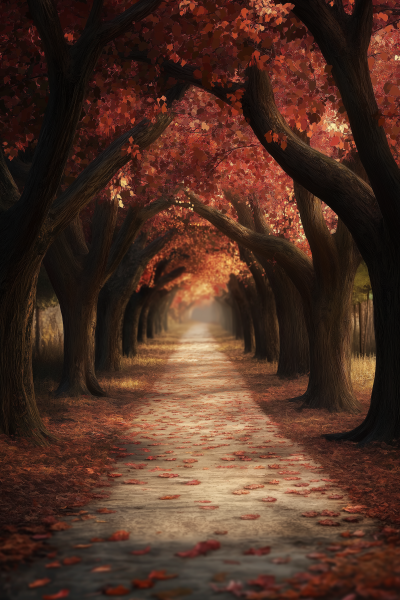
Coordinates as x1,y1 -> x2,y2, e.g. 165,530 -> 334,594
0,0 -> 190,442
130,1 -> 400,441
95,232 -> 175,372
180,185 -> 361,413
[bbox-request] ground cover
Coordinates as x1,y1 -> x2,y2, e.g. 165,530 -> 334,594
0,324 -> 189,569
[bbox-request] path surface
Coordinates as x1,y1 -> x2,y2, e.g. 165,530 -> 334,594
4,324 -> 376,599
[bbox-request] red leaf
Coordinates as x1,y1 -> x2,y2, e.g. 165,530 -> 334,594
107,473 -> 123,478
108,530 -> 130,541
132,578 -> 154,589
28,578 -> 51,589
96,509 -> 116,514
45,561 -> 61,568
302,511 -> 320,518
199,505 -> 219,510
159,495 -> 180,500
158,473 -> 179,478
102,585 -> 130,596
62,557 -> 81,565
148,570 -> 178,581
185,479 -> 201,485
175,539 -> 220,558
244,546 -> 270,555
318,519 -> 341,526
247,575 -> 275,589
261,496 -> 277,502
130,545 -> 151,555
42,590 -> 69,600
123,479 -> 147,485
240,514 -> 260,520
244,484 -> 264,490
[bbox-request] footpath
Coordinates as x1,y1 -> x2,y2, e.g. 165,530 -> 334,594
2,323 -> 377,599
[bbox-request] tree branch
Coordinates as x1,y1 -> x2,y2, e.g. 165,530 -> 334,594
84,197 -> 119,284
104,196 -> 171,281
98,0 -> 164,45
181,189 -> 314,301
28,0 -> 69,82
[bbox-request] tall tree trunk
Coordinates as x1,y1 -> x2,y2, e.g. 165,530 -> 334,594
57,294 -> 103,396
0,260 -> 52,443
239,278 -> 267,359
327,251 -> 400,443
138,302 -> 151,344
35,306 -> 42,358
122,287 -> 149,357
258,259 -> 309,378
95,236 -> 168,371
44,203 -> 118,397
229,275 -> 253,353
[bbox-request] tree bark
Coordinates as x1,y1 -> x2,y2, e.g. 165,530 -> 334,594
0,257 -> 53,443
228,275 -> 254,354
183,187 -> 361,412
123,286 -> 150,357
137,266 -> 186,345
44,201 -> 118,396
95,235 -> 172,371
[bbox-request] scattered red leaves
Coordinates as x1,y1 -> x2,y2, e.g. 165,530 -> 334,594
222,340 -> 400,527
0,334 -> 182,570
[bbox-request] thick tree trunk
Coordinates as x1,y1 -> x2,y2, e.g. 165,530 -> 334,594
327,254 -> 400,443
138,303 -> 151,344
122,287 -> 149,357
229,276 -> 253,353
260,261 -> 309,378
239,279 -> 267,359
0,261 -> 52,444
57,296 -> 103,396
96,235 -> 172,371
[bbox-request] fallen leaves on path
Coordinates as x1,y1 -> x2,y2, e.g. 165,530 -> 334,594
175,539 -> 220,558
261,497 -> 277,502
240,514 -> 260,520
232,490 -> 250,495
185,479 -> 201,485
199,505 -> 219,510
62,556 -> 81,565
96,508 -> 115,514
91,565 -> 111,572
318,519 -> 341,527
244,484 -> 264,490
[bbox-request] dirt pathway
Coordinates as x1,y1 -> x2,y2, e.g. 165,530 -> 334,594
3,324 -> 376,599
